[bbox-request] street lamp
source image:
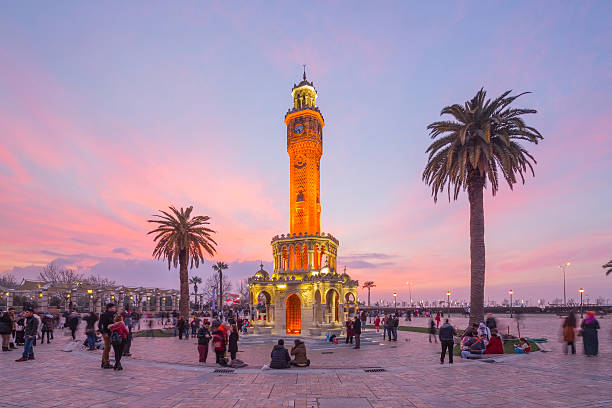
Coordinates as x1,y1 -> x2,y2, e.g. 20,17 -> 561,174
509,290 -> 514,318
559,261 -> 571,306
393,292 -> 397,311
579,288 -> 584,318
446,291 -> 451,318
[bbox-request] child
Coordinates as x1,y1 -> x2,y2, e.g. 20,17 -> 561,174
514,338 -> 531,354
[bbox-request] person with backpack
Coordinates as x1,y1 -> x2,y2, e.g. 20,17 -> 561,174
109,315 -> 129,371
212,325 -> 227,366
269,339 -> 291,369
196,321 -> 212,364
98,303 -> 116,369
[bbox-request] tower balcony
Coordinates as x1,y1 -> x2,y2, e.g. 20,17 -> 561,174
271,233 -> 339,273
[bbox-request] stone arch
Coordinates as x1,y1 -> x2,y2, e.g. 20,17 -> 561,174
257,290 -> 273,324
285,293 -> 301,334
325,288 -> 340,323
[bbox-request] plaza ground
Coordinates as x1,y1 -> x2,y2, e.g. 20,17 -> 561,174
2,314 -> 610,408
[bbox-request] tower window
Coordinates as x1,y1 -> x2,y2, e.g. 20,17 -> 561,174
296,191 -> 304,202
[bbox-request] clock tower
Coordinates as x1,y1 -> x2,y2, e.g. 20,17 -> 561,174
284,69 -> 325,235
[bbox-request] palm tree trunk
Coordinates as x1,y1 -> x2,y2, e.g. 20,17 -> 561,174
368,288 -> 371,307
468,170 -> 486,325
219,270 -> 223,314
179,249 -> 189,319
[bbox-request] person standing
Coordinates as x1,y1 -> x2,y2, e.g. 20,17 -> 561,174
360,311 -> 367,332
580,311 -> 600,356
428,318 -> 437,343
439,319 -> 456,364
212,325 -> 227,365
84,312 -> 98,351
0,309 -> 12,352
374,315 -> 380,333
177,316 -> 186,340
435,312 -> 441,329
98,303 -> 116,369
196,321 -> 212,364
383,314 -> 391,341
123,312 -> 133,357
562,311 -> 577,355
353,315 -> 362,349
392,314 -> 399,341
228,324 -> 239,362
15,308 -> 38,362
8,307 -> 17,350
109,315 -> 129,371
345,318 -> 354,344
41,314 -> 54,344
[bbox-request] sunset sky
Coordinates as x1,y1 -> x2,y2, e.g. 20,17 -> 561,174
1,2 -> 611,305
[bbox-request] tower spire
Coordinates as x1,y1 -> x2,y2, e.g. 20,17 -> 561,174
302,64 -> 306,80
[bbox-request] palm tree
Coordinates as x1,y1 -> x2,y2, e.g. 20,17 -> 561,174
189,276 -> 202,310
423,89 -> 543,324
212,261 -> 229,313
148,206 -> 216,318
604,260 -> 612,276
362,281 -> 376,307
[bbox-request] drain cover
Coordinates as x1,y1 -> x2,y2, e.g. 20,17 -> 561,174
321,351 -> 334,354
213,368 -> 235,373
363,368 -> 386,372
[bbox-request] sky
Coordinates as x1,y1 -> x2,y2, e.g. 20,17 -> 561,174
1,1 -> 611,305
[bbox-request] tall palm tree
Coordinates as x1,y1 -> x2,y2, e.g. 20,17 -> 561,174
423,89 -> 543,324
604,260 -> 612,276
212,261 -> 229,313
189,276 -> 202,310
362,281 -> 376,307
148,206 -> 216,318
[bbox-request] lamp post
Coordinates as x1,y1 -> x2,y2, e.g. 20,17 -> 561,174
509,290 -> 514,318
446,291 -> 451,318
559,261 -> 570,306
579,288 -> 584,318
393,292 -> 397,311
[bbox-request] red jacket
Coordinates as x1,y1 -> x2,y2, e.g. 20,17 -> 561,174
109,322 -> 129,339
484,336 -> 504,354
213,330 -> 226,351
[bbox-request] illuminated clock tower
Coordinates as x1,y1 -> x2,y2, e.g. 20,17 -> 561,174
284,69 -> 324,235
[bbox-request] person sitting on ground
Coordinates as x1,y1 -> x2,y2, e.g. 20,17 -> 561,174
270,339 -> 291,369
514,337 -> 531,354
462,323 -> 479,338
477,322 -> 491,340
485,328 -> 504,354
461,334 -> 487,359
290,339 -> 310,367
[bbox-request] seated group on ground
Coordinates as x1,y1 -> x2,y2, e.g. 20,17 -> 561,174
268,339 -> 310,369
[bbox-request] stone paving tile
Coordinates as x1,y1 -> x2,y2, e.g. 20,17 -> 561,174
1,315 -> 610,408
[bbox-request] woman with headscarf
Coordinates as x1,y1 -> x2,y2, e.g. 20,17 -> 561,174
580,311 -> 600,356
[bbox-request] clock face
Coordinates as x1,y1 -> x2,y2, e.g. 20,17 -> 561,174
294,124 -> 304,134
294,155 -> 306,169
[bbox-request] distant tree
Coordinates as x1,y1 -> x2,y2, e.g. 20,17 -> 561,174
423,89 -> 543,324
83,274 -> 116,286
362,281 -> 376,307
147,206 -> 217,318
189,276 -> 202,309
0,273 -> 18,289
49,296 -> 62,307
238,279 -> 250,306
202,273 -> 232,305
211,261 -> 229,312
39,263 -> 83,284
604,260 -> 612,276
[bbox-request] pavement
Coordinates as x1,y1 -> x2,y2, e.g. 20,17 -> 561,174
1,314 -> 610,408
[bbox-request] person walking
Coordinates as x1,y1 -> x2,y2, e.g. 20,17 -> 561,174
0,309 -> 12,352
580,311 -> 600,356
383,314 -> 392,341
98,303 -> 116,369
196,321 -> 212,364
345,318 -> 354,344
392,314 -> 399,341
15,308 -> 38,362
562,311 -> 577,355
109,315 -> 129,371
123,312 -> 133,357
7,307 -> 17,350
66,312 -> 79,341
177,316 -> 187,340
435,312 -> 441,329
360,311 -> 367,332
374,315 -> 380,333
353,315 -> 362,349
439,319 -> 456,364
84,312 -> 98,351
428,318 -> 437,343
228,324 -> 239,362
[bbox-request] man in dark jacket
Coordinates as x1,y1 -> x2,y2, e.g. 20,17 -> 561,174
15,308 -> 38,362
197,321 -> 212,363
270,339 -> 290,369
98,303 -> 116,369
392,314 -> 399,341
438,319 -> 456,364
353,316 -> 362,349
